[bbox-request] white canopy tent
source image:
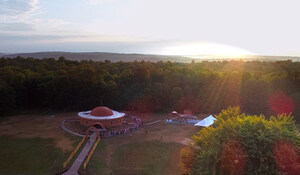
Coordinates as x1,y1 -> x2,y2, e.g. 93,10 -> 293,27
194,115 -> 217,127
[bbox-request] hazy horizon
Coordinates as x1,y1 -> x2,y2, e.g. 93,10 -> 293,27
2,51 -> 300,58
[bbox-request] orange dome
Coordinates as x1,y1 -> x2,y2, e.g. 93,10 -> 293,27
90,106 -> 113,117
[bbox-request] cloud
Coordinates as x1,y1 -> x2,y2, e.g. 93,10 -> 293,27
0,22 -> 34,31
0,1 -> 73,38
0,33 -> 66,41
0,0 -> 39,34
87,0 -> 115,5
0,0 -> 39,22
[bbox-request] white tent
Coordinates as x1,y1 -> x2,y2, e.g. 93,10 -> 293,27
194,115 -> 217,127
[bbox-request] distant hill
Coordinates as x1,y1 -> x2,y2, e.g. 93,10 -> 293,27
1,52 -> 299,62
188,55 -> 300,62
1,52 -> 190,62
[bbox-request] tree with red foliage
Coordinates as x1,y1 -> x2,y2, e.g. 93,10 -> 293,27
273,140 -> 300,175
221,140 -> 247,175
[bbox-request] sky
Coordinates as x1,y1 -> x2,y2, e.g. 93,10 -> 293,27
0,0 -> 300,56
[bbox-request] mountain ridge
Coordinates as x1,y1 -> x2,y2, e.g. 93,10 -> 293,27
1,51 -> 299,62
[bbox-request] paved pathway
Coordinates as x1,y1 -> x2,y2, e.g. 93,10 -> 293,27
62,132 -> 97,175
60,119 -> 85,137
145,120 -> 162,125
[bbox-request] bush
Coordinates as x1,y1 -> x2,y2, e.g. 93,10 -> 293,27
189,106 -> 300,175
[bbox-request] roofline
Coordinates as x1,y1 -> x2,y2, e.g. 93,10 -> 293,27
78,110 -> 125,120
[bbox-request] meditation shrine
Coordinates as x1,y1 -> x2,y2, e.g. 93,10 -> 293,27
78,106 -> 125,129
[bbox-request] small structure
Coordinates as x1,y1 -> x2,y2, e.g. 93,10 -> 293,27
166,111 -> 200,124
194,115 -> 217,127
168,111 -> 181,119
184,108 -> 193,115
78,106 -> 125,129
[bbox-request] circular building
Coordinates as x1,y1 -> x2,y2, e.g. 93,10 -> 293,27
78,106 -> 125,129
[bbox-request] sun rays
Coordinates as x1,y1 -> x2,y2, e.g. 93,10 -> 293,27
201,61 -> 244,113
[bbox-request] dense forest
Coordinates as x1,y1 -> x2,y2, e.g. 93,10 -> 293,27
0,56 -> 299,119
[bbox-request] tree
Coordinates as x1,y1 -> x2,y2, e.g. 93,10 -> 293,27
0,79 -> 16,116
189,107 -> 300,175
180,147 -> 195,175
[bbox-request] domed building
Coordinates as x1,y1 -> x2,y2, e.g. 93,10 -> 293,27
78,106 -> 125,129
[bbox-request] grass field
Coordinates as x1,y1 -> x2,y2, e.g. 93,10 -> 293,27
0,134 -> 82,175
86,141 -> 183,175
83,113 -> 197,175
111,141 -> 183,175
0,113 -> 83,175
84,119 -> 195,175
0,137 -> 64,175
84,140 -> 108,174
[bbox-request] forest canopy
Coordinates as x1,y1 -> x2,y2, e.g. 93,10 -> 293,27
0,56 -> 299,119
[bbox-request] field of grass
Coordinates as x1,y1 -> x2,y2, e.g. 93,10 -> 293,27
84,116 -> 196,175
86,141 -> 183,175
0,112 -> 85,175
0,134 -> 83,175
83,140 -> 107,174
112,141 -> 182,175
0,136 -> 67,175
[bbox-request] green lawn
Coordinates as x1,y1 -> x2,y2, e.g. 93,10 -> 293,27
111,141 -> 182,175
0,136 -> 80,175
86,140 -> 184,175
84,140 -> 107,174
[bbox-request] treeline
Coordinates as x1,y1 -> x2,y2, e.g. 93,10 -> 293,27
0,56 -> 299,118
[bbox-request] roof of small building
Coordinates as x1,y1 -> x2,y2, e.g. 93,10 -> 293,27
78,106 -> 125,120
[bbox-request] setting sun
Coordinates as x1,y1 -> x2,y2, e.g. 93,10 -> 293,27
162,42 -> 253,56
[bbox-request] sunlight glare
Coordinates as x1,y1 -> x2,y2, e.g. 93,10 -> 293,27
162,42 -> 253,57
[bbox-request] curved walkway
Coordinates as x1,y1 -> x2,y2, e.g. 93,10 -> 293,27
62,132 -> 97,175
61,118 -> 162,138
60,119 -> 85,137
144,120 -> 162,125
